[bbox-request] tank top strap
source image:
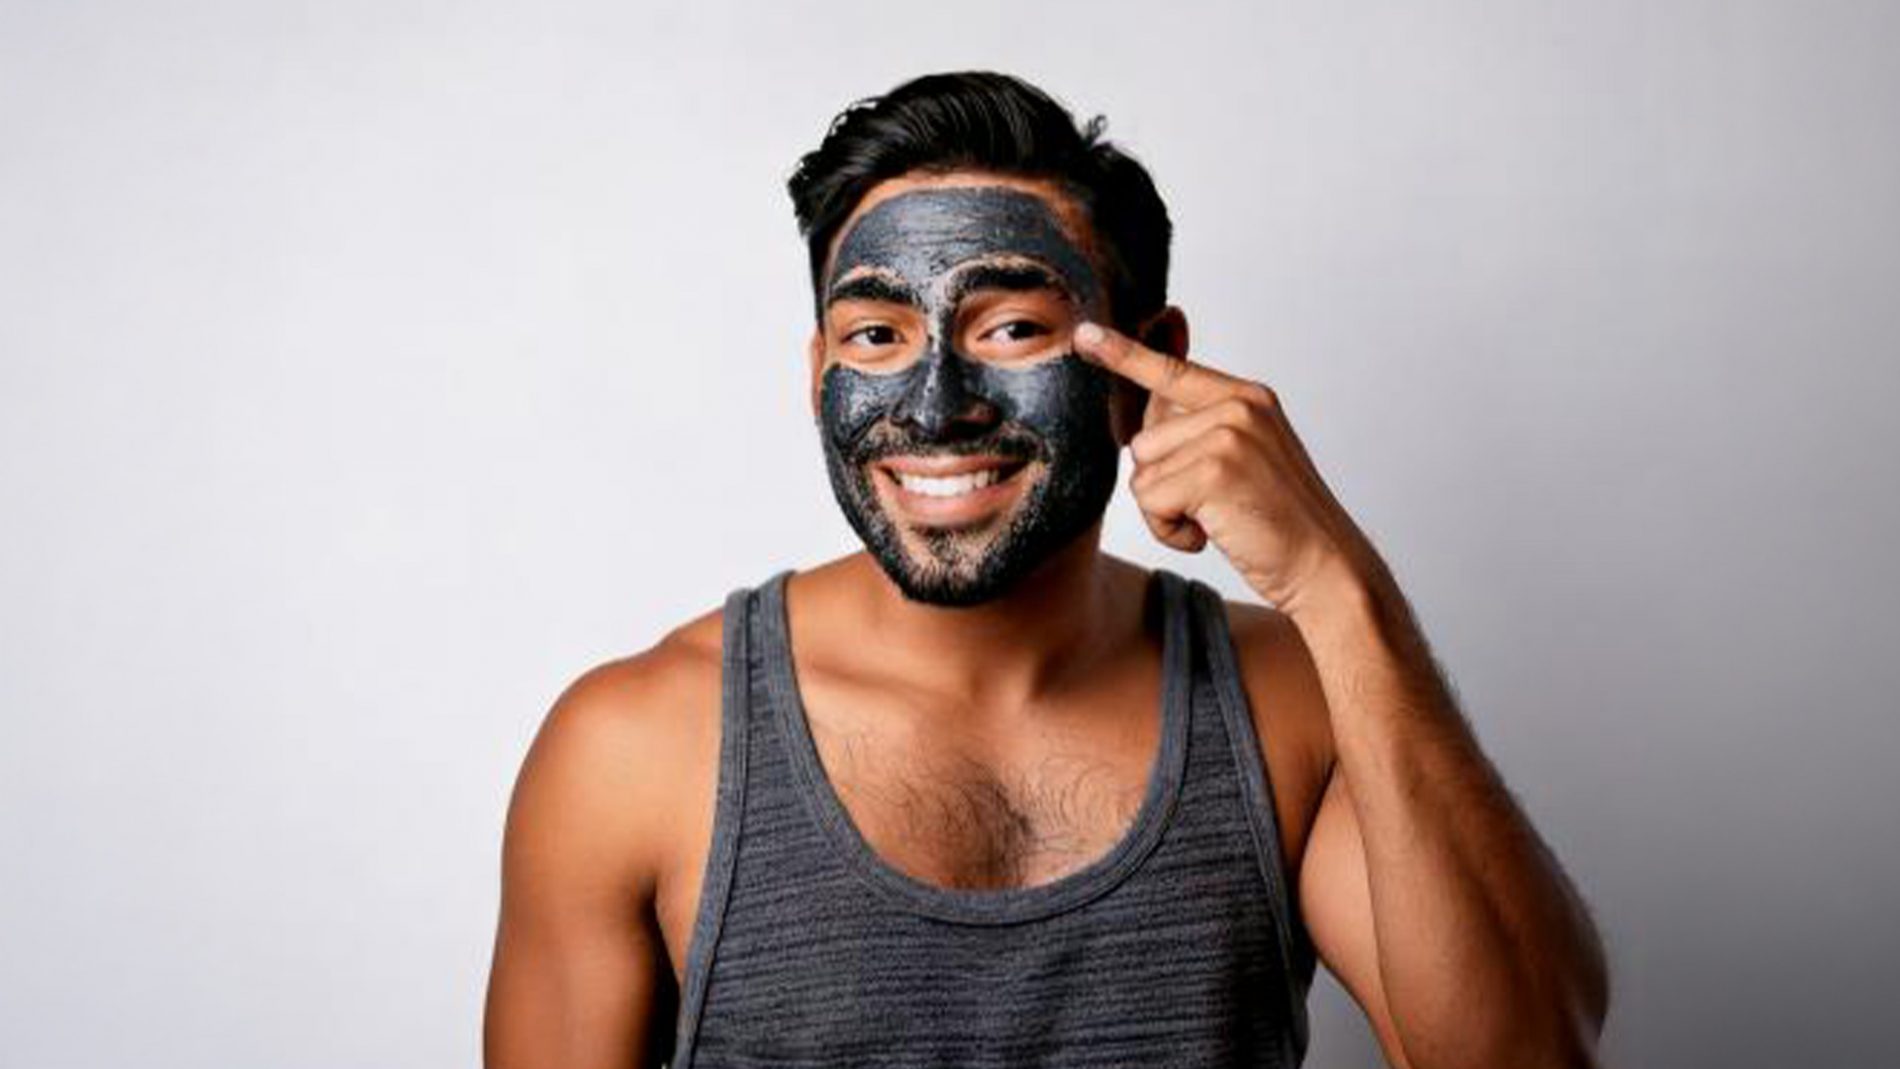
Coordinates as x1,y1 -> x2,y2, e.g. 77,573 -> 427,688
1178,573 -> 1317,1055
670,581 -> 760,1063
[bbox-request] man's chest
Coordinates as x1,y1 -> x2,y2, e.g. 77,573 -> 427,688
803,698 -> 1161,892
651,681 -> 1165,988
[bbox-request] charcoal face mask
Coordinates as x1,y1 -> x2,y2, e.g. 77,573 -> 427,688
816,185 -> 1123,607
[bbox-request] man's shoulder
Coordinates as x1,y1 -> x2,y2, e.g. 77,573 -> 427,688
504,599 -> 731,890
542,600 -> 728,757
539,562 -> 828,756
605,600 -> 728,694
1215,595 -> 1330,733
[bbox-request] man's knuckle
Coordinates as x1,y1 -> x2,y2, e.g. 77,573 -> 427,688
1158,356 -> 1190,391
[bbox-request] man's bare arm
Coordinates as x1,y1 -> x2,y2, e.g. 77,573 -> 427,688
484,646 -> 708,1069
1292,554 -> 1609,1069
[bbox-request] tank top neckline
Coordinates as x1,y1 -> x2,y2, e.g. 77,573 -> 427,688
755,565 -> 1194,925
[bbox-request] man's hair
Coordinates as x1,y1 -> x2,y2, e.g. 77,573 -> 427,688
787,71 -> 1172,334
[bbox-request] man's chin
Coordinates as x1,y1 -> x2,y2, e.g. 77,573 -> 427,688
867,527 -> 1004,605
834,502 -> 1010,606
882,561 -> 1018,608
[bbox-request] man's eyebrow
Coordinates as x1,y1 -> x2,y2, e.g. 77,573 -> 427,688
944,262 -> 1077,305
825,273 -> 922,311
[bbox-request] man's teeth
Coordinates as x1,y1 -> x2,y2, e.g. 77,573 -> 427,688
893,467 -> 1004,498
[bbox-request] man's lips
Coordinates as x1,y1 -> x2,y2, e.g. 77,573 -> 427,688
869,453 -> 1034,525
876,453 -> 1030,477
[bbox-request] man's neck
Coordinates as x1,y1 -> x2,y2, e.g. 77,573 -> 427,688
814,532 -> 1150,718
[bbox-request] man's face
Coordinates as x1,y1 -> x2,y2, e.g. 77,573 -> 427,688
812,176 -> 1123,607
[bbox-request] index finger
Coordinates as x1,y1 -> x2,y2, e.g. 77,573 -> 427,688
1071,320 -> 1247,409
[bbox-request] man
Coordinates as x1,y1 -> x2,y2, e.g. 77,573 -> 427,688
484,72 -> 1608,1069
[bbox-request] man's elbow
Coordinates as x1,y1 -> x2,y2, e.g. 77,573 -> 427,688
1504,965 -> 1611,1069
1420,954 -> 1609,1069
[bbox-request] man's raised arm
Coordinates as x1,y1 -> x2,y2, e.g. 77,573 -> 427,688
1072,317 -> 1609,1067
1293,558 -> 1609,1069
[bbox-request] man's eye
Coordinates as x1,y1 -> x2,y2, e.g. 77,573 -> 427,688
845,324 -> 900,346
985,320 -> 1049,343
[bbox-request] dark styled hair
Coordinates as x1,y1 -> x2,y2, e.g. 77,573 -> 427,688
786,71 -> 1172,334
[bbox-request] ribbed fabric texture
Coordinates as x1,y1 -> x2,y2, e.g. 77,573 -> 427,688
668,567 -> 1313,1068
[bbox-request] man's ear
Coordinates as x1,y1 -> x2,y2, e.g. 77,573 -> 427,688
807,326 -> 826,420
1108,305 -> 1191,445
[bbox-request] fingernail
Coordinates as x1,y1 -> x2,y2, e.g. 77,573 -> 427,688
1075,321 -> 1103,346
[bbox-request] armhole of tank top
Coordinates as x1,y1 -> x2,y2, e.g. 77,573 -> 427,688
669,582 -> 755,1069
1187,577 -> 1315,1063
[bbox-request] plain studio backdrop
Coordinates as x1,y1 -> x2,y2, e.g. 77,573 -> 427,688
4,2 -> 1897,1066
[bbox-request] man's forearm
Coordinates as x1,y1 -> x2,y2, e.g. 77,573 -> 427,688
1284,553 -> 1609,1069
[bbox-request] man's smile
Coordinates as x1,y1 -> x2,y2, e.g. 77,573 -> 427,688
872,453 -> 1036,527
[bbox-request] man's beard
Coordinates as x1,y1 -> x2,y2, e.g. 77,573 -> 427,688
819,410 -> 1121,607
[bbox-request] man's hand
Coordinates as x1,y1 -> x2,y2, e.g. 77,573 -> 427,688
1072,319 -> 1377,616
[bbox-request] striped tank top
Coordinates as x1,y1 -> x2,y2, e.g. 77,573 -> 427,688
668,567 -> 1314,1068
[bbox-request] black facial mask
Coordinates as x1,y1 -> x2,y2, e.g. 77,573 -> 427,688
815,185 -> 1123,607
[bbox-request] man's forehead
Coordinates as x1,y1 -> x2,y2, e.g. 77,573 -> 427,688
825,185 -> 1100,302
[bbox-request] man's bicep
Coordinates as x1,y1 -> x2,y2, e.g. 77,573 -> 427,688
1298,768 -> 1413,1069
484,666 -> 683,1069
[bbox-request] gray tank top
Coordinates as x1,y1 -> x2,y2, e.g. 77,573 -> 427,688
668,567 -> 1314,1068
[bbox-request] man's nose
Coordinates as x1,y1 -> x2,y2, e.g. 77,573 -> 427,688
890,345 -> 999,441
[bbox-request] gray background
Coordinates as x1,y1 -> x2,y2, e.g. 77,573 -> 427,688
3,1 -> 1896,1066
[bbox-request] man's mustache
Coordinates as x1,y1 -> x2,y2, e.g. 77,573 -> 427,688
847,421 -> 1047,466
